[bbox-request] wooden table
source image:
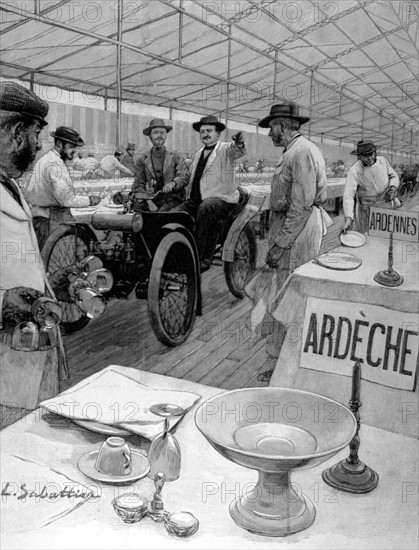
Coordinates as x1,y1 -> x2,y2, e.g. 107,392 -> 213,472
1,366 -> 417,549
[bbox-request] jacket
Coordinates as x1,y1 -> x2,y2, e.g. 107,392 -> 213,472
132,147 -> 189,208
189,140 -> 246,203
25,149 -> 90,218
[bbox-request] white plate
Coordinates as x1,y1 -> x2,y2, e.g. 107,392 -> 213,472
316,252 -> 362,271
73,418 -> 133,436
78,450 -> 150,484
340,231 -> 366,248
104,204 -> 124,209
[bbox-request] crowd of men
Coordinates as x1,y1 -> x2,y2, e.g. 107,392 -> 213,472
1,79 -> 406,427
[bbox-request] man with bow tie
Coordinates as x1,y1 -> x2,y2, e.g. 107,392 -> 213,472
177,115 -> 246,272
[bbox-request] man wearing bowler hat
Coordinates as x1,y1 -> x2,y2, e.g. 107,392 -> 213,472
121,142 -> 136,173
342,140 -> 400,234
132,118 -> 189,212
25,125 -> 101,248
176,115 -> 246,272
248,103 -> 328,381
0,81 -> 67,428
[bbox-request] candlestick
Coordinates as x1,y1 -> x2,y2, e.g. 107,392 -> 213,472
322,362 -> 379,493
374,231 -> 403,287
351,361 -> 361,402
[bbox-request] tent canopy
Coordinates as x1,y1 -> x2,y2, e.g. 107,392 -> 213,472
1,0 -> 418,157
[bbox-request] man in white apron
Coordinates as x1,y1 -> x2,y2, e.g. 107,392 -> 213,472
247,103 -> 328,381
0,81 -> 67,428
342,140 -> 400,234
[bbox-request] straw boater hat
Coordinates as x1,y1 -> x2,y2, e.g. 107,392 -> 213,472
126,142 -> 136,151
192,114 -> 226,133
351,140 -> 377,155
143,119 -> 173,136
50,126 -> 84,146
0,81 -> 49,126
258,103 -> 310,127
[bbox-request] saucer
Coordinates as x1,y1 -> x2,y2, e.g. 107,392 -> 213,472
77,450 -> 150,484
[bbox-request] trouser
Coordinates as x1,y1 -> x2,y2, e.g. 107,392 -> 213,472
32,216 -> 50,251
176,197 -> 236,261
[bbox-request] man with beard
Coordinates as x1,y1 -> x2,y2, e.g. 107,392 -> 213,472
0,81 -> 67,428
342,140 -> 400,234
247,103 -> 327,381
132,119 -> 189,211
25,126 -> 101,249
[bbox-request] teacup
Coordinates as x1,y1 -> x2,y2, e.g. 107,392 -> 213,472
95,437 -> 132,476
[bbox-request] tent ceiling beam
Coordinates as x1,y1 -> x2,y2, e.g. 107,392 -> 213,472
196,0 -> 414,141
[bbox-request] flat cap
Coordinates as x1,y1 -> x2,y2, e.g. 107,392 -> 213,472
0,81 -> 49,126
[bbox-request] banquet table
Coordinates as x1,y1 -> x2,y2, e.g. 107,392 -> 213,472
1,365 -> 417,550
268,235 -> 418,437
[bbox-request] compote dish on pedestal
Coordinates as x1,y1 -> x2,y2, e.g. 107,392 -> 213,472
195,387 -> 357,537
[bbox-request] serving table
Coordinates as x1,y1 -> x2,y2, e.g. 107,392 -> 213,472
268,235 -> 418,437
1,365 -> 417,549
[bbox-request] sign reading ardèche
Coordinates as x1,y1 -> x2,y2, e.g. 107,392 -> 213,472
300,298 -> 418,391
368,207 -> 418,242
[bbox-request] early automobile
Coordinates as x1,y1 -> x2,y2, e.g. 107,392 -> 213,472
41,189 -> 266,347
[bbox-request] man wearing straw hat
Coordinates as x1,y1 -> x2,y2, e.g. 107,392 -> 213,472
0,81 -> 67,428
342,140 -> 400,234
132,118 -> 189,212
246,103 -> 328,381
25,126 -> 101,249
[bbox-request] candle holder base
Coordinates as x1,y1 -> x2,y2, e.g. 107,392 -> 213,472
374,269 -> 403,287
322,459 -> 379,494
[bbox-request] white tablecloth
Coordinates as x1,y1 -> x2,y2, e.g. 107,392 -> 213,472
269,236 -> 418,437
1,366 -> 417,549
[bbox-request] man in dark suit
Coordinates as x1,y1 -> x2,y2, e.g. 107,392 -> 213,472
132,119 -> 189,211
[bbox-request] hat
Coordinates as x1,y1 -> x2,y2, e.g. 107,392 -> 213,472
126,142 -> 136,151
258,103 -> 310,128
143,119 -> 172,136
0,81 -> 49,126
350,140 -> 377,155
192,115 -> 226,133
50,126 -> 84,146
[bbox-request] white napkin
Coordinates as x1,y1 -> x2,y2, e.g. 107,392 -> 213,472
40,368 -> 201,438
1,453 -> 98,534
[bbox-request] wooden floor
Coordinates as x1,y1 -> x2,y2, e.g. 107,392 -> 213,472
64,190 -> 418,391
62,205 -> 346,392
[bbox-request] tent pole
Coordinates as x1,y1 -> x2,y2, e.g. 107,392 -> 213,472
409,129 -> 413,164
178,0 -> 183,62
225,24 -> 232,136
390,118 -> 395,164
308,70 -> 314,139
273,49 -> 278,100
116,0 -> 122,147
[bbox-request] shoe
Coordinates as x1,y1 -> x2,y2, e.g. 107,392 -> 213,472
200,259 -> 211,273
257,369 -> 274,383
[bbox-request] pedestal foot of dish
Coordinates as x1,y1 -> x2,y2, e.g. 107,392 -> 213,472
229,471 -> 315,537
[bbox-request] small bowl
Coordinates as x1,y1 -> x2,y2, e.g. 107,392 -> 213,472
112,493 -> 149,523
164,511 -> 199,537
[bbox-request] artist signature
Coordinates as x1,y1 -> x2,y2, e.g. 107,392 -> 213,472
1,482 -> 99,502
